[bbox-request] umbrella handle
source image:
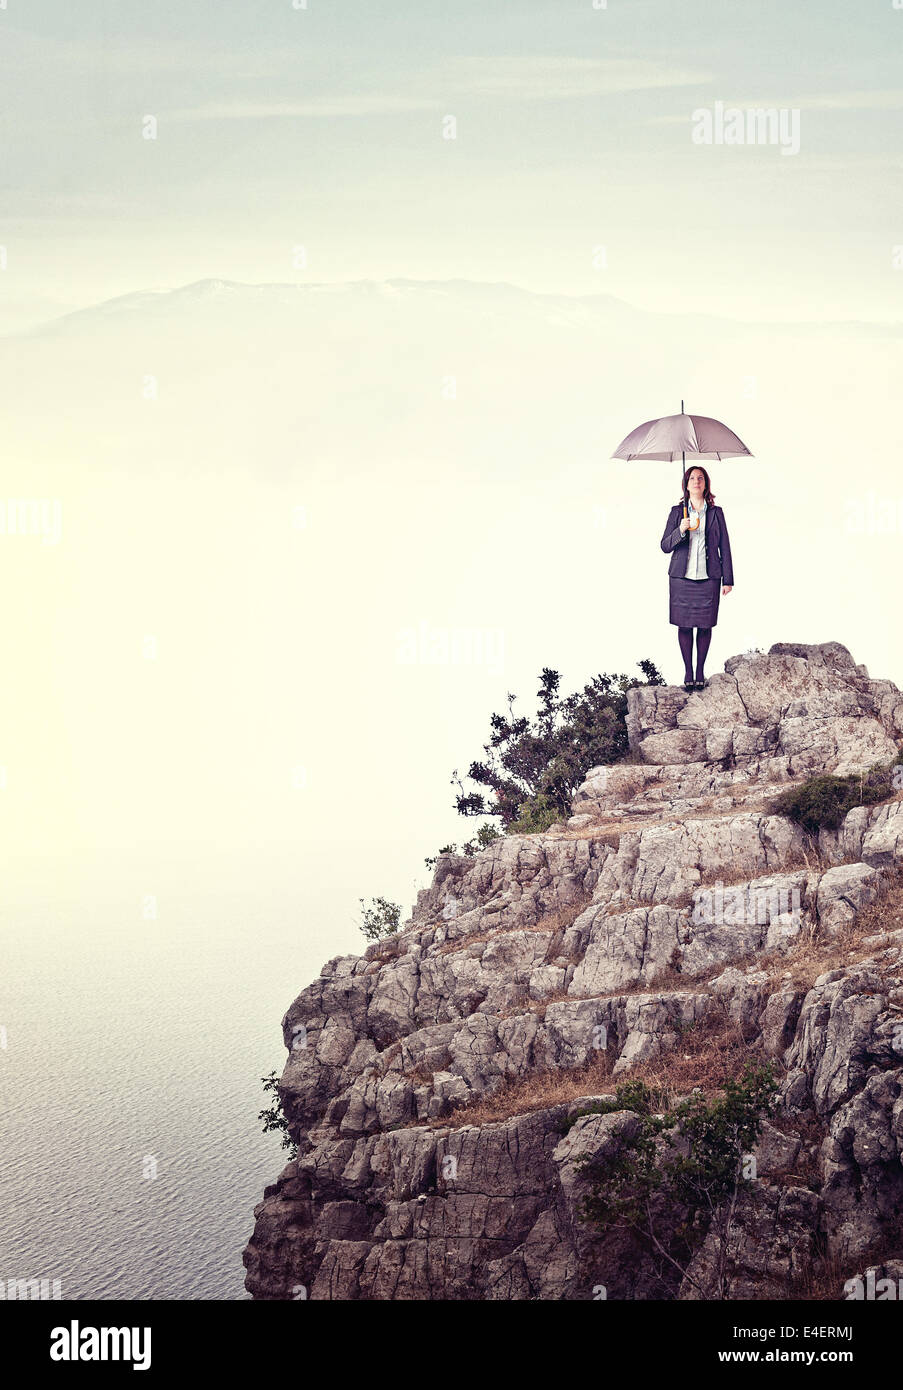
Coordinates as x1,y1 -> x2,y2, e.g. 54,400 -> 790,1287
679,443 -> 698,529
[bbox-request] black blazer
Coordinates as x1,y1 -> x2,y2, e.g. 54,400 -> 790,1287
661,502 -> 733,585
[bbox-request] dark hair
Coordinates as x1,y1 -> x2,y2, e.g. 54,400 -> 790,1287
681,464 -> 715,507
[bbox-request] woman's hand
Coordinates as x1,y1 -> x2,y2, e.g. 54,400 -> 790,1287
679,517 -> 691,534
722,584 -> 733,595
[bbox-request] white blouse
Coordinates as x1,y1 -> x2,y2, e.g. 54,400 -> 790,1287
685,499 -> 708,579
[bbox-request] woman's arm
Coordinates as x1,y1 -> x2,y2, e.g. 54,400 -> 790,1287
661,506 -> 688,554
718,508 -> 734,585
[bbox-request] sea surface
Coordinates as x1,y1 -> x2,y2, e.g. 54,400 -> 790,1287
0,847 -> 350,1300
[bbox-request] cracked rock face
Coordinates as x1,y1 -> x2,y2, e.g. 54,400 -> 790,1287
243,642 -> 903,1299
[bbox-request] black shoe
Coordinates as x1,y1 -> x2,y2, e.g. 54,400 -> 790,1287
693,678 -> 707,689
683,679 -> 694,692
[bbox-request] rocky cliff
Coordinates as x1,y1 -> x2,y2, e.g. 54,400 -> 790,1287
243,641 -> 903,1300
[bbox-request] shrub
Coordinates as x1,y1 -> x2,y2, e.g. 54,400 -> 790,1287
772,758 -> 902,834
562,1079 -> 659,1133
424,822 -> 502,869
577,1062 -> 779,1298
509,791 -> 561,835
258,1070 -> 298,1159
359,896 -> 402,941
452,660 -> 664,832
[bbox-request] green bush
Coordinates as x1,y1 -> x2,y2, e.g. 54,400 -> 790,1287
577,1062 -> 778,1298
258,1070 -> 298,1159
508,791 -> 561,835
562,1080 -> 659,1133
452,660 -> 664,833
359,896 -> 402,941
424,822 -> 502,869
771,757 -> 902,833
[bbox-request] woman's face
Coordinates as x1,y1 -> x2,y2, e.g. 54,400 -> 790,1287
687,469 -> 706,494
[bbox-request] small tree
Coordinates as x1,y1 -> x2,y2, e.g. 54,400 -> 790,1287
453,661 -> 663,831
359,896 -> 402,941
258,1070 -> 298,1159
578,1063 -> 779,1298
424,821 -> 502,869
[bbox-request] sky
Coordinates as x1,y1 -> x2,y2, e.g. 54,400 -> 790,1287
2,0 -> 902,327
0,2 -> 901,945
4,7 -> 902,1307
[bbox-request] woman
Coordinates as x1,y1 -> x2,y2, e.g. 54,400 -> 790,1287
660,465 -> 733,691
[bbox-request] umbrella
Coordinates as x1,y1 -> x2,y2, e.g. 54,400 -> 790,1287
612,400 -> 752,527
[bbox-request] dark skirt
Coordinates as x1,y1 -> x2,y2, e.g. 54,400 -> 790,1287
669,575 -> 721,627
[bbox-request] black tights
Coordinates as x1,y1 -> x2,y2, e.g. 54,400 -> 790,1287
678,626 -> 712,682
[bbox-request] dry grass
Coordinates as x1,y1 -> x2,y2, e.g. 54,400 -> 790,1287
559,822 -> 627,845
411,1005 -> 765,1134
495,957 -> 728,1022
558,779 -> 903,856
790,844 -> 863,875
785,1233 -> 903,1301
563,783 -> 903,845
408,1051 -> 452,1086
763,1110 -> 825,1189
754,863 -> 903,993
416,1053 -> 616,1131
365,937 -> 405,965
496,987 -> 572,1020
401,860 -> 903,1139
615,865 -> 903,1009
662,848 -> 862,912
563,794 -> 805,841
606,1006 -> 772,1107
670,796 -> 782,822
612,961 -> 703,997
842,860 -> 903,938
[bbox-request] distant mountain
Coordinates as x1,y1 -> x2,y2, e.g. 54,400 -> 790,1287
19,275 -> 901,341
1,276 -> 897,496
25,276 -> 640,337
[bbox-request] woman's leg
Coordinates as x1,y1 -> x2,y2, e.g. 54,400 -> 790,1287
694,626 -> 712,681
678,627 -> 694,683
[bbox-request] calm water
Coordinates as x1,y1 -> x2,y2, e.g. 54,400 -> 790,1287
0,849 -> 347,1300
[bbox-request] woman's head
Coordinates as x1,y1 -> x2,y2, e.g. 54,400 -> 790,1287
682,464 -> 715,506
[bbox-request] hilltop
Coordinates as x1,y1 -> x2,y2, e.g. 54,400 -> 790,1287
243,641 -> 903,1300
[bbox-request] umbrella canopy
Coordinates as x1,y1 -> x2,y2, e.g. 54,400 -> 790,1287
612,402 -> 753,519
612,411 -> 752,462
